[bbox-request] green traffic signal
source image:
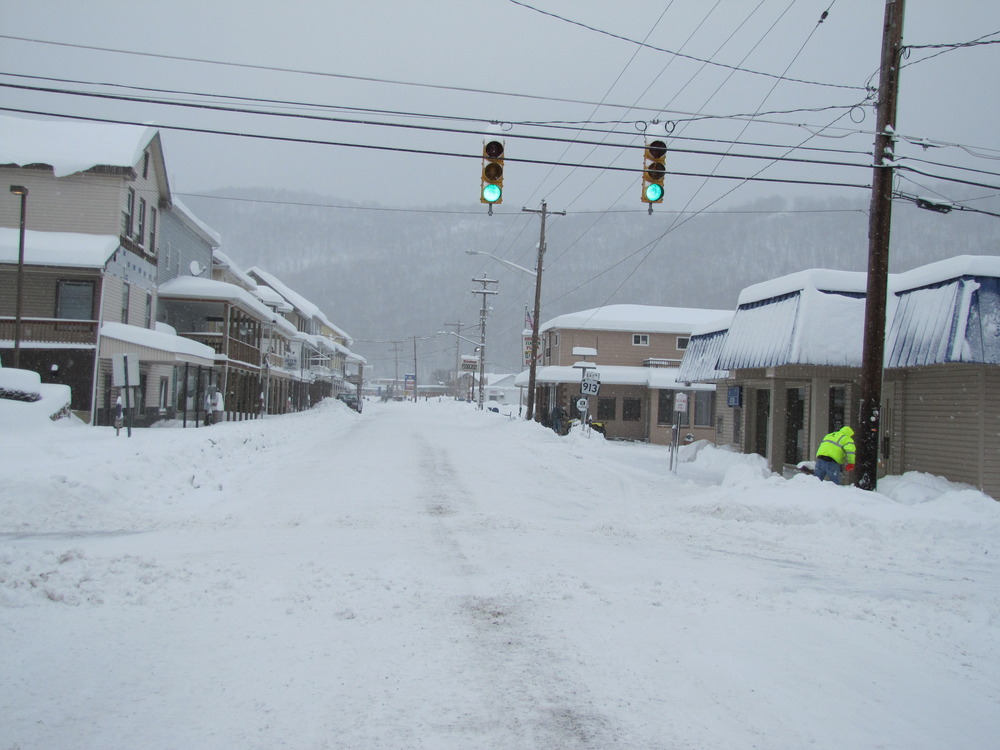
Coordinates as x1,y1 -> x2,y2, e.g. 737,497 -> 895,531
644,183 -> 664,202
482,184 -> 502,203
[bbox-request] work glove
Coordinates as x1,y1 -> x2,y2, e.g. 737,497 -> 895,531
845,464 -> 855,471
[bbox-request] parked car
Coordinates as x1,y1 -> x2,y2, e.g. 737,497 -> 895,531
336,392 -> 362,413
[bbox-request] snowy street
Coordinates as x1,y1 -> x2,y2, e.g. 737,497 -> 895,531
2,399 -> 999,749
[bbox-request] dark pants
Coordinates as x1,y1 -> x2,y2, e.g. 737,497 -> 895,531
815,457 -> 842,484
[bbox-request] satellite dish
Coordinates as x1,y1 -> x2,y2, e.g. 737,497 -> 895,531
189,261 -> 205,276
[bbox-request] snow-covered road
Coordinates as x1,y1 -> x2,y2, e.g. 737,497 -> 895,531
2,398 -> 998,749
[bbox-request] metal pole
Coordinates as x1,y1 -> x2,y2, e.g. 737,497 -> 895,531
9,185 -> 28,369
522,200 -> 565,421
856,0 -> 906,491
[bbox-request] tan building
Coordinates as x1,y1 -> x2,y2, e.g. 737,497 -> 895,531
679,256 -> 1000,499
517,304 -> 730,443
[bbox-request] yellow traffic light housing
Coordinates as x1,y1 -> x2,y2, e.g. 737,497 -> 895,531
481,139 -> 504,209
641,139 -> 667,206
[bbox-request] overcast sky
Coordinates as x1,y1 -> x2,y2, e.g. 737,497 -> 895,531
2,0 -> 999,216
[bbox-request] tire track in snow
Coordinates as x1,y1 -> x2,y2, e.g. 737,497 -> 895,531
412,432 -> 635,747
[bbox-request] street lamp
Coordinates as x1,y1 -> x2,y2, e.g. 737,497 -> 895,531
466,248 -> 544,418
465,249 -> 538,279
9,185 -> 28,369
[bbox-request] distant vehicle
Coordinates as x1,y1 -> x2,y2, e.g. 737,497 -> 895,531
336,392 -> 362,413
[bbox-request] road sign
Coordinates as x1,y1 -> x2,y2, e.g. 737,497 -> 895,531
576,397 -> 589,412
581,370 -> 600,396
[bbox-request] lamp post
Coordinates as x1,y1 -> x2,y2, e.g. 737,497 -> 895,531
9,185 -> 28,369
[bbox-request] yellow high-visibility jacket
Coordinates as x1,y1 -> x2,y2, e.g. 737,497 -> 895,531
817,426 -> 856,466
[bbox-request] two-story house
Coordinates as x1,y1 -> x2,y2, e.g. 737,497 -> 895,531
518,304 -> 730,443
0,114 -> 215,424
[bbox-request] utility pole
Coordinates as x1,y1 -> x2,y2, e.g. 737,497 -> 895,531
390,340 -> 402,401
856,0 -> 906,491
471,276 -> 498,410
412,336 -> 419,402
522,200 -> 565,421
443,320 -> 462,398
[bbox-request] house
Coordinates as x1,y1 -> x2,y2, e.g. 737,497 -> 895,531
246,266 -> 365,406
517,304 -> 730,443
881,256 -> 1000,496
0,115 -> 215,424
678,256 -> 1000,499
2,114 -> 363,426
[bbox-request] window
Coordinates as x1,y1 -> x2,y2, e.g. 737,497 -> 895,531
122,188 -> 135,237
145,291 -> 153,329
623,397 -> 642,421
676,336 -> 690,350
142,151 -> 150,179
829,386 -> 846,432
121,282 -> 130,324
632,333 -> 649,346
597,397 -> 616,420
148,208 -> 157,254
56,280 -> 95,319
694,390 -> 714,427
137,198 -> 147,244
657,390 -> 673,424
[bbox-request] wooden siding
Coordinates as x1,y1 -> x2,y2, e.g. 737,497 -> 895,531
985,368 -> 1000,499
0,168 -> 123,236
0,265 -> 103,319
1,142 -> 165,262
899,364 -> 993,494
549,329 -> 688,367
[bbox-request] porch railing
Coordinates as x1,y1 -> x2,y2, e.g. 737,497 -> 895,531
0,316 -> 98,345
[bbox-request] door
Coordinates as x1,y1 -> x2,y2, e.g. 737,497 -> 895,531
753,389 -> 770,457
785,387 -> 806,464
880,381 -> 896,476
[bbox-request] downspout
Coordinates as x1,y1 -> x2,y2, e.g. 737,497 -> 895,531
89,269 -> 109,425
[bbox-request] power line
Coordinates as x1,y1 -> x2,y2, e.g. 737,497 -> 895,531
505,0 -> 866,92
0,73 -> 870,163
0,33 -> 862,120
0,106 -> 876,191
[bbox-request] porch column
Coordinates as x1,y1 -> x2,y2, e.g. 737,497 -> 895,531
767,380 -> 788,475
810,378 -> 830,459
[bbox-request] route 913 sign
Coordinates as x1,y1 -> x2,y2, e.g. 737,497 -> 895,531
580,370 -> 600,396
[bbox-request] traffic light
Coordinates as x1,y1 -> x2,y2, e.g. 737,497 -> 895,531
641,139 -> 667,204
480,139 -> 504,205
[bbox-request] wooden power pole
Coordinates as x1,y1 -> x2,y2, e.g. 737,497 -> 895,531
522,200 -> 565,421
856,0 -> 907,491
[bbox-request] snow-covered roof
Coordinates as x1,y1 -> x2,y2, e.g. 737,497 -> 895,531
737,269 -> 868,306
253,285 -> 293,313
0,228 -> 118,268
886,259 -> 1000,367
677,327 -> 731,383
0,114 -> 157,177
213,249 -> 258,290
157,276 -> 297,336
514,365 -> 713,390
681,255 -> 1000,376
170,199 -> 221,249
101,322 -> 216,364
721,286 -> 867,370
248,266 -> 352,344
893,255 -> 1000,294
541,304 -> 732,334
